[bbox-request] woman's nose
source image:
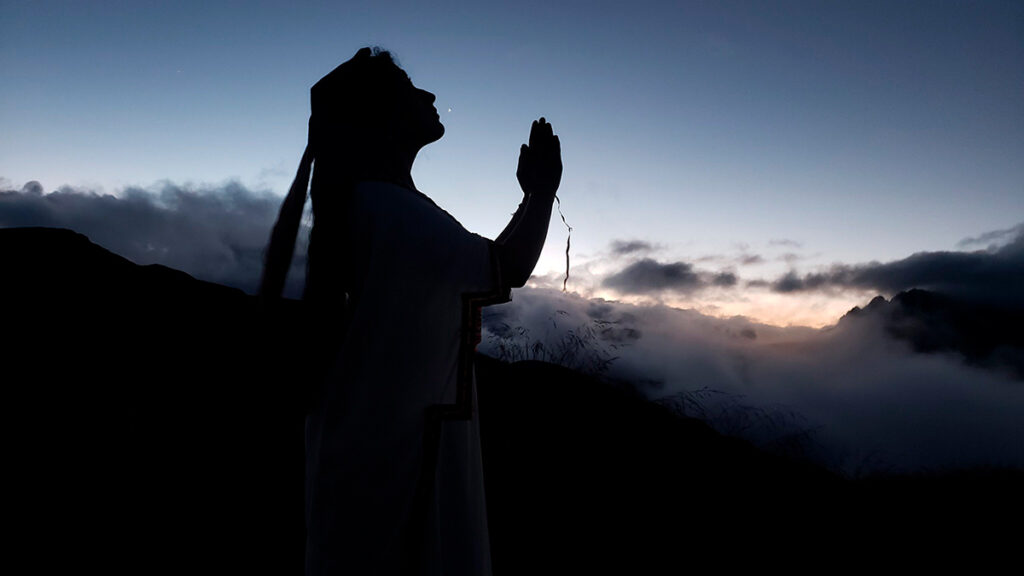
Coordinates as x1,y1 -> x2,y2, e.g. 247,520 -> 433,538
420,89 -> 436,104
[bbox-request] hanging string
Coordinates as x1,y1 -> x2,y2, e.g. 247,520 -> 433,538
554,193 -> 572,292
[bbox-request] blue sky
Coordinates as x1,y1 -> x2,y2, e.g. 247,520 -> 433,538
2,0 -> 1022,325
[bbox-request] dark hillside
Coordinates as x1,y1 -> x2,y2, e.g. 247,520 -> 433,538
3,227 -> 308,573
476,355 -> 844,572
2,227 -> 1019,572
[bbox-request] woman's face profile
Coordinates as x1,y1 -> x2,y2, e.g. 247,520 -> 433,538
390,72 -> 445,149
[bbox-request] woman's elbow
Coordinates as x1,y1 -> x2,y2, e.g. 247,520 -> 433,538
505,260 -> 532,288
507,272 -> 530,289
496,244 -> 533,288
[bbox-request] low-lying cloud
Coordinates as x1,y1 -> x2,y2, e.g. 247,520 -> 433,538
481,288 -> 1024,475
610,239 -> 653,255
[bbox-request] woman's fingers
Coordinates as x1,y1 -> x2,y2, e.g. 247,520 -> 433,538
518,118 -> 561,196
527,118 -> 559,160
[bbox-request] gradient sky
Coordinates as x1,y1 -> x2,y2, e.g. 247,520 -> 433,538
2,0 -> 1022,326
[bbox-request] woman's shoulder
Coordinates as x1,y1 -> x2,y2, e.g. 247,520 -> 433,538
350,180 -> 416,213
353,180 -> 422,205
355,180 -> 463,229
352,179 -> 410,198
354,179 -> 406,191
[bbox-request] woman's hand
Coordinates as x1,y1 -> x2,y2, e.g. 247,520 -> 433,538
517,117 -> 562,199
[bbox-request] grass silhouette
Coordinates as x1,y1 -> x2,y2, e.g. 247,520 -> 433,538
483,312 -> 620,376
483,310 -> 829,467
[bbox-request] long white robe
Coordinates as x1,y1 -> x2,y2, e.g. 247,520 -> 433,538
305,181 -> 507,575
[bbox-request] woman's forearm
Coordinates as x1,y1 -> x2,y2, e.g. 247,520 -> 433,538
495,192 -> 554,288
496,194 -> 529,244
497,117 -> 561,288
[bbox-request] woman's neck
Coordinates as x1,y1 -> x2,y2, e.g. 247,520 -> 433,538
384,145 -> 419,190
313,141 -> 422,191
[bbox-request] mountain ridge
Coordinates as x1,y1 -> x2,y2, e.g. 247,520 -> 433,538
839,287 -> 1024,379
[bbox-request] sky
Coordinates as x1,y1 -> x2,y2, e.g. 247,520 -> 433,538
1,1 -> 1022,474
2,0 -> 1022,326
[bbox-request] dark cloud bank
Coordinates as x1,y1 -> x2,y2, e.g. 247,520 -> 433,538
603,226 -> 1024,307
0,180 -> 307,297
603,258 -> 737,294
771,232 -> 1024,307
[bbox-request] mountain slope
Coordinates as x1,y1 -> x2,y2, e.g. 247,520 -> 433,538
840,288 -> 1024,379
3,227 -> 1019,572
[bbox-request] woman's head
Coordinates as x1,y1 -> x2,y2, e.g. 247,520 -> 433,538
310,47 -> 443,160
262,47 -> 439,302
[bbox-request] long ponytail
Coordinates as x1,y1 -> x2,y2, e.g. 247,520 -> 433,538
259,143 -> 314,300
260,46 -> 399,302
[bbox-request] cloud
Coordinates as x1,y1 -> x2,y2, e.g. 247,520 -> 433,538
777,252 -> 811,264
481,288 -> 1024,475
602,258 -> 739,295
610,239 -> 653,255
604,259 -> 700,293
770,231 -> 1024,307
957,222 -> 1024,249
711,271 -> 738,287
769,238 -> 803,248
697,252 -> 765,266
772,270 -> 825,293
0,179 -> 305,296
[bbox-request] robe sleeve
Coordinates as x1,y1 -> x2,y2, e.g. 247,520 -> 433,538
456,233 -> 512,304
407,189 -> 511,306
453,234 -> 512,356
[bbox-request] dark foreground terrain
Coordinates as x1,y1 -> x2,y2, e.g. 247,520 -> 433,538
3,228 -> 1019,573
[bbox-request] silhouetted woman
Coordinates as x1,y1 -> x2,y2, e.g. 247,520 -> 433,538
260,47 -> 561,575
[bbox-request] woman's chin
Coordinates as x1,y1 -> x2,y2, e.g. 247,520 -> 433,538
428,122 -> 445,143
